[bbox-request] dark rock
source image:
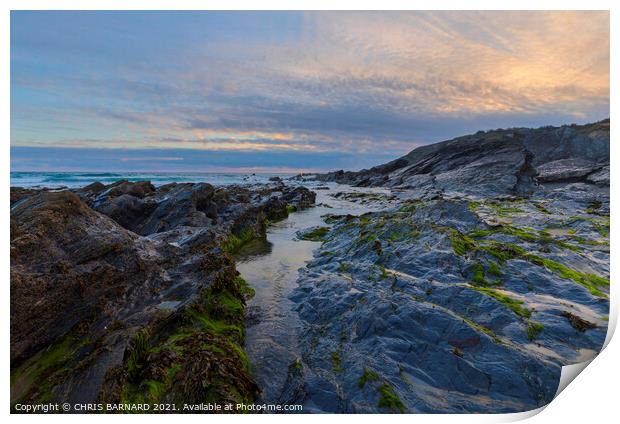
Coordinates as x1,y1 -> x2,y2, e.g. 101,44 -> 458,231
282,186 -> 316,209
77,181 -> 106,198
586,165 -> 610,186
313,119 -> 609,197
10,187 -> 43,205
10,180 -> 316,407
536,159 -> 602,183
101,180 -> 155,200
94,194 -> 158,231
10,191 -> 156,362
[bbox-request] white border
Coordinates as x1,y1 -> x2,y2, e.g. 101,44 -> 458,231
2,1 -> 617,422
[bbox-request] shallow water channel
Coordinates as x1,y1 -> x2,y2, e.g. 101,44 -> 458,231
235,183 -> 391,403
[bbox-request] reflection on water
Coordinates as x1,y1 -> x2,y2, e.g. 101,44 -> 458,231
235,182 -> 392,403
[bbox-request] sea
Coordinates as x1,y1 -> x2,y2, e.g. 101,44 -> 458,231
10,171 -> 301,189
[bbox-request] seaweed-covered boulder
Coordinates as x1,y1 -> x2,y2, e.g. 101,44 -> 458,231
10,180 -> 317,408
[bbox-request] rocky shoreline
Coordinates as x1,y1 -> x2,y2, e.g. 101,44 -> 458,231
279,120 -> 610,412
313,120 -> 609,195
10,119 -> 610,413
10,180 -> 315,409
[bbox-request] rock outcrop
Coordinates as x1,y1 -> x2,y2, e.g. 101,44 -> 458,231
314,119 -> 609,197
10,181 -> 315,409
284,119 -> 610,413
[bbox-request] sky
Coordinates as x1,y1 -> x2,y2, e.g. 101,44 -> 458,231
10,11 -> 610,172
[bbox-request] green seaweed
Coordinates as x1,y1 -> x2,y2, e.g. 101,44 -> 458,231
166,363 -> 181,382
568,235 -> 609,247
223,228 -> 258,254
566,216 -> 609,237
533,203 -> 551,214
331,351 -> 342,372
358,367 -> 380,388
127,329 -> 151,381
379,265 -> 390,280
442,225 -> 608,298
526,322 -> 544,341
299,226 -> 330,241
11,336 -> 81,405
488,261 -> 502,277
470,224 -> 582,252
398,201 -> 419,214
524,254 -> 608,297
378,383 -> 405,413
471,287 -> 531,318
446,229 -> 477,257
235,275 -> 255,298
480,242 -> 526,262
468,199 -> 526,216
116,267 -> 257,408
468,229 -> 493,238
359,217 -> 372,226
471,263 -> 488,286
145,380 -> 166,401
359,233 -> 377,245
227,341 -> 250,371
486,202 -> 525,216
593,221 -> 609,237
463,319 -> 502,344
468,201 -> 482,212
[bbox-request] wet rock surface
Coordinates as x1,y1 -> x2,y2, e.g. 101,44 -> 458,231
282,120 -> 610,413
286,194 -> 609,412
10,181 -> 315,408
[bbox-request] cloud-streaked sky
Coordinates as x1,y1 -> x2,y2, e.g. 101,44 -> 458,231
11,11 -> 609,172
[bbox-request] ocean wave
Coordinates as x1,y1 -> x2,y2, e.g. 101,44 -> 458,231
10,172 -> 294,188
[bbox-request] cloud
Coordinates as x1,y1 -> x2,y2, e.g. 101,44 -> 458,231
10,11 -> 609,171
120,156 -> 184,161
